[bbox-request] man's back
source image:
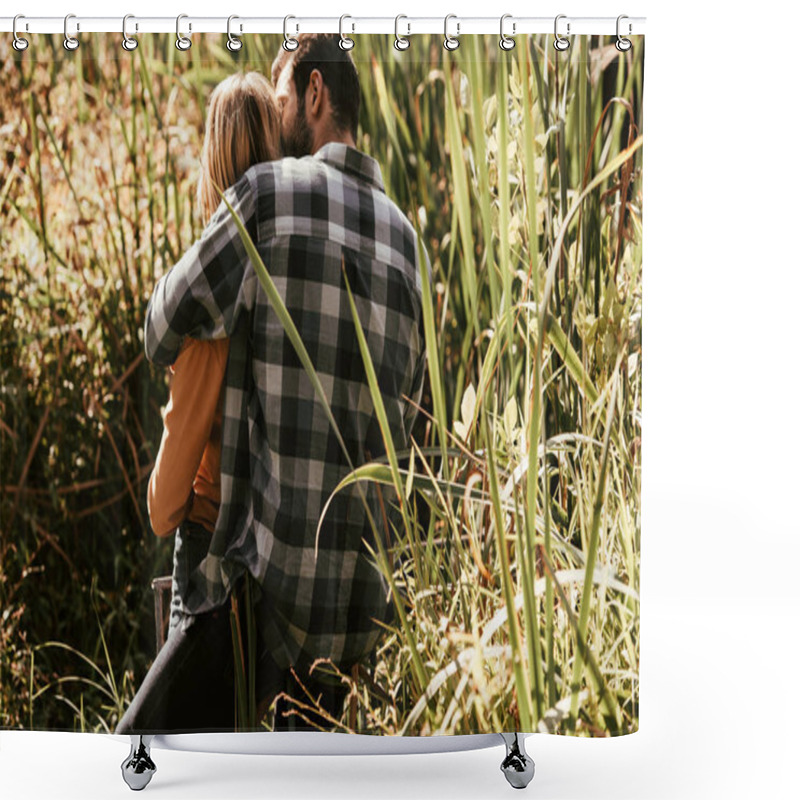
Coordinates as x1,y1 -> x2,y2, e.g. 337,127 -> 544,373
144,143 -> 428,670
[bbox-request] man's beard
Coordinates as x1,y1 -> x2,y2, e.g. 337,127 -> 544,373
281,101 -> 313,158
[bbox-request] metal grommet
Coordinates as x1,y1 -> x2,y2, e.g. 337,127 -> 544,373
339,14 -> 354,51
176,14 -> 192,51
227,15 -> 243,52
283,15 -> 299,51
553,14 -> 570,51
63,13 -> 79,51
443,14 -> 459,51
394,15 -> 410,51
616,14 -> 632,52
499,14 -> 515,51
12,15 -> 29,52
122,14 -> 138,51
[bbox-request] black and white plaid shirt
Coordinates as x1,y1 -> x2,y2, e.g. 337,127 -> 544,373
144,143 -> 429,672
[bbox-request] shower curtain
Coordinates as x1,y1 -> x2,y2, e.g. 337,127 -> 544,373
0,28 -> 643,738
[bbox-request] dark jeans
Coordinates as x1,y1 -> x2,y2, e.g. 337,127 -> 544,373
115,591 -> 243,734
115,553 -> 351,734
167,519 -> 213,637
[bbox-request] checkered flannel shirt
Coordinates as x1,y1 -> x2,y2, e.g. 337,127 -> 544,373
144,143 -> 429,673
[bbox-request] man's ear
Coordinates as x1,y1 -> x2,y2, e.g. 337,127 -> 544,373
307,69 -> 324,118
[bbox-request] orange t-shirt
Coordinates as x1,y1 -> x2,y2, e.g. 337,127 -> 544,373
147,337 -> 230,537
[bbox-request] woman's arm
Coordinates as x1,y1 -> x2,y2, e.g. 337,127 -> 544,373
147,337 -> 230,537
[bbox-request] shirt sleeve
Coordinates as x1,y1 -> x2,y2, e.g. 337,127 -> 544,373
144,173 -> 257,367
147,337 -> 230,537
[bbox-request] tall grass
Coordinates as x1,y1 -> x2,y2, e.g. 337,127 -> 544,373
0,32 -> 642,736
341,34 -> 642,736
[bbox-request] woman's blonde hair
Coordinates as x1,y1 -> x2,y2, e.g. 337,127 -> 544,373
197,72 -> 281,223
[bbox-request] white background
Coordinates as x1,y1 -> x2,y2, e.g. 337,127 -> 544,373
3,0 -> 799,798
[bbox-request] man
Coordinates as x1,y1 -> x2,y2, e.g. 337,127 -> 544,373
119,34 -> 429,733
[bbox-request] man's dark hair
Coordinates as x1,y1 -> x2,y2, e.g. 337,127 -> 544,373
272,34 -> 361,140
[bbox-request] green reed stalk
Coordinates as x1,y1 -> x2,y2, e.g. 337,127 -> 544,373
340,261 -> 414,540
443,57 -> 479,334
417,230 -> 452,483
230,600 -> 248,729
519,42 -> 541,306
484,405 -> 532,731
517,44 -> 546,722
567,374 -> 617,732
464,37 -> 500,316
496,54 -> 514,395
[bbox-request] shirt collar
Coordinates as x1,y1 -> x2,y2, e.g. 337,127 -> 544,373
313,143 -> 385,193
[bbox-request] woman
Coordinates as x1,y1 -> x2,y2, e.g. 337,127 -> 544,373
117,72 -> 282,734
147,71 -> 281,637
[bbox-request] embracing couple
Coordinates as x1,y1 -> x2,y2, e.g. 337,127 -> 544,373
116,34 -> 428,734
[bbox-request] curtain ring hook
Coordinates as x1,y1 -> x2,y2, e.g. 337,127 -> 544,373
339,14 -> 354,51
227,15 -> 243,52
63,13 -> 79,51
499,14 -> 515,51
553,14 -> 570,51
394,15 -> 410,51
12,14 -> 29,52
616,14 -> 632,52
443,14 -> 459,51
283,15 -> 298,51
122,14 -> 138,51
176,14 -> 192,51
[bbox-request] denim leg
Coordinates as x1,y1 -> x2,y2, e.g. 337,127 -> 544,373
168,520 -> 214,638
118,541 -> 351,733
115,602 -> 237,734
